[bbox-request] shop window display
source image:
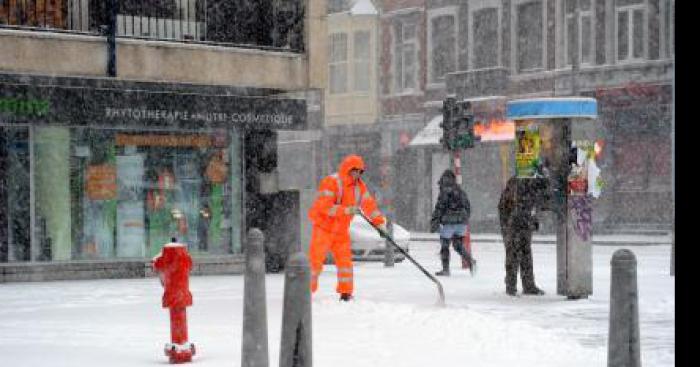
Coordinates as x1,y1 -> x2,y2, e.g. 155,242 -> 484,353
54,128 -> 240,260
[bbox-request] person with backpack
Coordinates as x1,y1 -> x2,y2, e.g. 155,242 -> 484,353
430,169 -> 476,276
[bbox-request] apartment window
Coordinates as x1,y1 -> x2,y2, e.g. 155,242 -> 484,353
616,0 -> 646,62
328,0 -> 347,14
472,7 -> 500,69
354,31 -> 372,92
428,11 -> 457,84
393,19 -> 419,92
329,33 -> 348,94
670,1 -> 674,57
516,1 -> 544,72
565,0 -> 594,66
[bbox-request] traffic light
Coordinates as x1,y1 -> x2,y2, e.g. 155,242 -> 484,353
454,100 -> 477,149
441,98 -> 480,150
440,97 -> 456,150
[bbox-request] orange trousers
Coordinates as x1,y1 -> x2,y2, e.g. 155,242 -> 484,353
308,225 -> 353,295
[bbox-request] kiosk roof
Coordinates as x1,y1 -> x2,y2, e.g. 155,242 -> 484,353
506,97 -> 597,120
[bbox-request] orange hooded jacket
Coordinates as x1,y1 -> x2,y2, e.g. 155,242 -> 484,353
308,155 -> 386,233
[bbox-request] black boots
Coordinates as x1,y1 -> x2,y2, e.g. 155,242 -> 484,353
453,236 -> 476,275
435,259 -> 450,276
436,236 -> 478,276
339,293 -> 353,301
462,253 -> 477,276
506,286 -> 545,296
436,239 -> 451,276
523,286 -> 545,295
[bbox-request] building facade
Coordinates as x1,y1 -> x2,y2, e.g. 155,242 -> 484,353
323,0 -> 395,213
379,0 -> 674,233
0,0 -> 327,281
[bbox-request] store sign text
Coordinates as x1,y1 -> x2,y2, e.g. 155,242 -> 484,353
104,107 -> 295,126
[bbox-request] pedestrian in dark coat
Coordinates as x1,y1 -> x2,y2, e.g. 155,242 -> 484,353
430,170 -> 476,276
498,176 -> 551,296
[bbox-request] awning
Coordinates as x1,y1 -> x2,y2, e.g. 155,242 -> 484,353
409,96 -> 515,147
409,114 -> 443,147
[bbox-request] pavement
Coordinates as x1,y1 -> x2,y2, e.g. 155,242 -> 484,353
410,231 -> 672,246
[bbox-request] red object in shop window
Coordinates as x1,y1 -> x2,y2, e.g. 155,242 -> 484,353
152,242 -> 196,363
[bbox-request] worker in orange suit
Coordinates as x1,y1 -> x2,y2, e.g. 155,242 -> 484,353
308,154 -> 387,301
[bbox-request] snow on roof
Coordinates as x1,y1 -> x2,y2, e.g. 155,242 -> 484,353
351,0 -> 378,15
409,114 -> 443,147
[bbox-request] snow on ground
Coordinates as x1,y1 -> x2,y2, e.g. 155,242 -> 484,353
0,240 -> 674,367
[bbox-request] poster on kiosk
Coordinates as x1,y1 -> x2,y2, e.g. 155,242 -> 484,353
507,97 -> 599,299
515,123 -> 542,178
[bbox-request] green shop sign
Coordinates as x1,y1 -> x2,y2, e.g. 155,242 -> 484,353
0,97 -> 50,117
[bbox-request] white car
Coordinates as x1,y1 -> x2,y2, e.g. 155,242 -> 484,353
266,216 -> 411,271
346,216 -> 410,262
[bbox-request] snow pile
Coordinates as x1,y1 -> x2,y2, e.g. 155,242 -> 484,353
312,296 -> 603,367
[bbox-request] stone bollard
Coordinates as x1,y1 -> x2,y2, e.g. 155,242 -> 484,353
242,228 -> 269,367
384,220 -> 395,267
279,252 -> 312,367
608,249 -> 641,367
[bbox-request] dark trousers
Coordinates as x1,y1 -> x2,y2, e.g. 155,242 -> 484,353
439,236 -> 471,264
502,228 -> 537,291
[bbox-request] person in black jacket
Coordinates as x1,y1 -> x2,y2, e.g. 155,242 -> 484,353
498,175 -> 551,296
430,170 -> 476,276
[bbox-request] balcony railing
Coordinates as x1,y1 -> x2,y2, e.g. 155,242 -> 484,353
0,0 -> 305,52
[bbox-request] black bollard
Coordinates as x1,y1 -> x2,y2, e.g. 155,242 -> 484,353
279,252 -> 312,367
608,249 -> 641,367
242,228 -> 269,367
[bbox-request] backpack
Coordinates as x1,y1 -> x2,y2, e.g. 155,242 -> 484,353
446,189 -> 464,211
440,187 -> 469,224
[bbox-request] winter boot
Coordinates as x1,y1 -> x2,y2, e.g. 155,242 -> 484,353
466,257 -> 477,276
435,257 -> 450,276
435,239 -> 451,276
453,236 -> 476,275
339,293 -> 354,301
523,286 -> 545,295
460,254 -> 477,275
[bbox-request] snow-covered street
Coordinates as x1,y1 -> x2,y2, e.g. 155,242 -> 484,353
0,240 -> 674,367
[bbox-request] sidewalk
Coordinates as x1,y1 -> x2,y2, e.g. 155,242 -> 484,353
410,231 -> 672,246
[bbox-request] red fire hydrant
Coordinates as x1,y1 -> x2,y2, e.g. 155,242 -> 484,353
152,241 -> 196,364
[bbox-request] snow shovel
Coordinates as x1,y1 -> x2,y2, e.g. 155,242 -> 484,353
358,211 -> 446,307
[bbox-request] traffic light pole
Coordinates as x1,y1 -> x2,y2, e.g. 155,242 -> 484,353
452,150 -> 462,185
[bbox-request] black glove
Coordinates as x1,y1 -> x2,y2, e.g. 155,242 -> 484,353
430,219 -> 440,233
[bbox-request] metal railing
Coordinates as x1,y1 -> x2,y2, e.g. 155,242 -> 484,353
0,0 -> 304,52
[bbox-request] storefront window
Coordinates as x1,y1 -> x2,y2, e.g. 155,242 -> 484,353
516,1 -> 544,72
30,126 -> 243,262
0,126 -> 31,263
